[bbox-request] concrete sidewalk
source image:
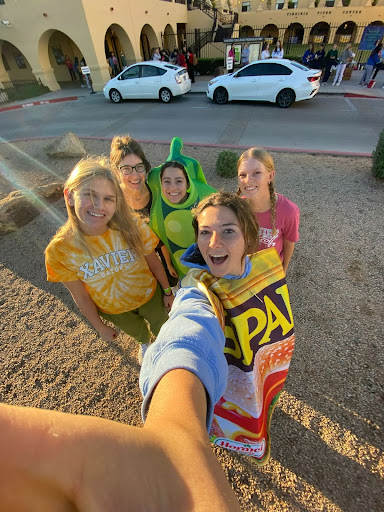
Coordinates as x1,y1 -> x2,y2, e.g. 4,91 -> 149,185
1,67 -> 383,112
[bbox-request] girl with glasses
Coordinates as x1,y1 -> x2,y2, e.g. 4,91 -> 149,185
110,135 -> 179,286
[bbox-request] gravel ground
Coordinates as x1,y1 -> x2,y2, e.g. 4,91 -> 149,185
0,138 -> 383,511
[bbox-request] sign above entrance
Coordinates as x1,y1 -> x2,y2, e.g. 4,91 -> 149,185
224,37 -> 264,43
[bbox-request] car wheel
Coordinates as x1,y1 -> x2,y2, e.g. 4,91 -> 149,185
276,89 -> 295,108
109,89 -> 122,103
159,88 -> 172,103
213,87 -> 228,105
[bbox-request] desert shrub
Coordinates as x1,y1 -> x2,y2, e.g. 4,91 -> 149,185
372,129 -> 384,179
216,150 -> 238,178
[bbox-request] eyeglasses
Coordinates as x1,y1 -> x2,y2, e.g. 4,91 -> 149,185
119,163 -> 146,175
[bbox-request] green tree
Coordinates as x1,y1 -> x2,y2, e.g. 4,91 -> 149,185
372,129 -> 384,179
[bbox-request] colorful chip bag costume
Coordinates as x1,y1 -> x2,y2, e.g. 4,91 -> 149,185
181,245 -> 295,464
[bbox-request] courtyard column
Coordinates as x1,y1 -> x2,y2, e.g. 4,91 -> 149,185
354,25 -> 365,45
0,44 -> 12,88
0,71 -> 12,89
87,64 -> 111,92
328,27 -> 338,44
302,27 -> 311,45
32,68 -> 60,91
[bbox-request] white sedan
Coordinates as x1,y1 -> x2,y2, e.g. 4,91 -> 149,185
207,59 -> 321,108
103,61 -> 191,103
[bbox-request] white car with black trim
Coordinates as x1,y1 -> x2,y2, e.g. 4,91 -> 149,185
103,61 -> 191,104
207,59 -> 321,108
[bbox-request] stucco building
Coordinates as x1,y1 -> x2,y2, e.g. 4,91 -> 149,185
0,0 -> 382,92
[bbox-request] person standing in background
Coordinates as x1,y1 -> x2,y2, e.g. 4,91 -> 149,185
332,43 -> 354,86
65,55 -> 76,81
310,44 -> 325,70
187,47 -> 195,83
322,43 -> 338,85
261,42 -> 270,60
370,44 -> 384,81
359,44 -> 382,86
109,52 -> 120,76
241,43 -> 250,66
302,44 -> 315,66
228,43 -> 235,72
152,47 -> 161,61
272,41 -> 284,59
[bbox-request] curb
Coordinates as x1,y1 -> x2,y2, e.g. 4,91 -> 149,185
0,135 -> 372,158
344,92 -> 383,99
0,96 -> 78,113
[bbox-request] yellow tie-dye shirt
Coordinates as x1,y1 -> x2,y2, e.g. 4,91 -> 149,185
46,219 -> 159,314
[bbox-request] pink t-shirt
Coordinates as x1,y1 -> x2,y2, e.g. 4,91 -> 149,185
254,194 -> 300,262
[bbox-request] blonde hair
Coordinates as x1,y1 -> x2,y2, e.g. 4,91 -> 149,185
46,157 -> 144,256
237,147 -> 277,236
192,191 -> 259,260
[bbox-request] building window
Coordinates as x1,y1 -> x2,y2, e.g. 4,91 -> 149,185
0,1 -> 5,5
325,0 -> 335,5
14,53 -> 26,69
276,1 -> 284,9
242,2 -> 250,12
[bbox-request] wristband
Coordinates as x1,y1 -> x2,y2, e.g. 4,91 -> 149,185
163,287 -> 172,296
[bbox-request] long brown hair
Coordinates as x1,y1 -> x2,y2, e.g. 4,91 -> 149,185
237,147 -> 277,235
110,134 -> 151,176
46,157 -> 144,256
192,191 -> 259,259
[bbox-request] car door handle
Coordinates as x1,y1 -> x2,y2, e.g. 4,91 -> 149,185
251,79 -> 257,82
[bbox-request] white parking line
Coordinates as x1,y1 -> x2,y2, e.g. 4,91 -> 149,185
340,97 -> 358,112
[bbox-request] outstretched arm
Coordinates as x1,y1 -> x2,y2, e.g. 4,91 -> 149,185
0,371 -> 240,511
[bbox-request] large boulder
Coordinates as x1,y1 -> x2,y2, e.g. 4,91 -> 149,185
0,183 -> 63,235
45,132 -> 86,158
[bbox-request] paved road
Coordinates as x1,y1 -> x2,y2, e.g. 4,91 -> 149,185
1,92 -> 383,154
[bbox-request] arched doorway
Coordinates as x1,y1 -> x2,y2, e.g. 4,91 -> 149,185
105,24 -> 135,75
335,21 -> 357,44
38,30 -> 84,88
163,24 -> 176,52
284,23 -> 304,45
140,24 -> 159,61
310,22 -> 330,44
1,41 -> 35,87
239,26 -> 254,38
261,24 -> 278,44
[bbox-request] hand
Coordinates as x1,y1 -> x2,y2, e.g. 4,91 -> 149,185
168,265 -> 179,279
163,294 -> 174,312
98,324 -> 118,341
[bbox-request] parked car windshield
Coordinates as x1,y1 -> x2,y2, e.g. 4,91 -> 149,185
140,65 -> 166,77
120,66 -> 140,80
236,63 -> 292,77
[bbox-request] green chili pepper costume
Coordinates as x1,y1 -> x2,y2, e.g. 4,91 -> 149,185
148,137 -> 216,278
